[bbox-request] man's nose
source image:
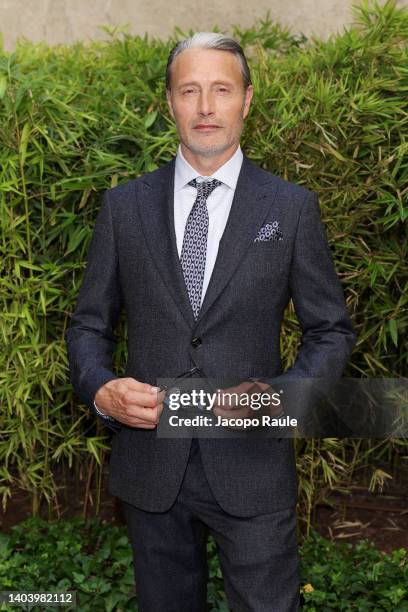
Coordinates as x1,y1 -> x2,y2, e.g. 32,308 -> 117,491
197,91 -> 215,116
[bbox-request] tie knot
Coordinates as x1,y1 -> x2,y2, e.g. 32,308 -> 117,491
188,178 -> 222,199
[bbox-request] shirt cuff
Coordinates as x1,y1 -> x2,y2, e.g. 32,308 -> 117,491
93,400 -> 115,421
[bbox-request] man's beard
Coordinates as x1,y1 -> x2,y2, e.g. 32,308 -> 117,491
181,133 -> 239,158
184,141 -> 231,158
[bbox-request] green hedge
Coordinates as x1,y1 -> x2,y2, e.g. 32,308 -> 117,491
0,0 -> 407,523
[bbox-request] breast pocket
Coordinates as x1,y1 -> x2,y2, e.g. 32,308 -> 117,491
246,240 -> 288,274
236,242 -> 289,295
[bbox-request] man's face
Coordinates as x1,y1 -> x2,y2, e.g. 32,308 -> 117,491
166,47 -> 253,159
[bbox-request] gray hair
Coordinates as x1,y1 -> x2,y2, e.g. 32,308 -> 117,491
166,32 -> 252,91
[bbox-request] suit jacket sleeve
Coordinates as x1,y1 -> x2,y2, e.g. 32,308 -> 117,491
285,191 -> 356,379
65,189 -> 123,425
261,192 -> 356,429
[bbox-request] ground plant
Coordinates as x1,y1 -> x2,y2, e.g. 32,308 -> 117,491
0,518 -> 406,610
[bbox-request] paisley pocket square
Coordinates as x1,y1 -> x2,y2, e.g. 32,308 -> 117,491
254,220 -> 283,242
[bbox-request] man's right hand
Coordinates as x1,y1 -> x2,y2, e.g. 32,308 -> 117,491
94,378 -> 165,429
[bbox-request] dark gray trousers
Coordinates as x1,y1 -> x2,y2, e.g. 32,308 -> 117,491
121,439 -> 300,611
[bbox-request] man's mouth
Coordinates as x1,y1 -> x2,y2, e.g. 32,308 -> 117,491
193,124 -> 221,132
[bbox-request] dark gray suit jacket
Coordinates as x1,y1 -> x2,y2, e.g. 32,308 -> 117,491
65,155 -> 356,516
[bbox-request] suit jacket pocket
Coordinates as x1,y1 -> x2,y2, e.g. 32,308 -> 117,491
246,240 -> 288,272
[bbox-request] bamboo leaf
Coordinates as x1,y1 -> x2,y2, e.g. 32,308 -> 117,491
18,123 -> 31,167
0,75 -> 7,99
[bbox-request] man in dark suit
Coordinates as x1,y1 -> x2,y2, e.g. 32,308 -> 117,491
65,32 -> 356,612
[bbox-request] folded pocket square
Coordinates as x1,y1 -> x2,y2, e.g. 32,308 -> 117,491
254,220 -> 283,242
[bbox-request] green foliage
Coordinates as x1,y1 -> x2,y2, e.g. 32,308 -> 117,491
0,0 -> 407,523
0,518 -> 407,611
300,530 -> 408,610
0,518 -> 135,611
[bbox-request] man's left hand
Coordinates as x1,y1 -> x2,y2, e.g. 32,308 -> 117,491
212,380 -> 283,429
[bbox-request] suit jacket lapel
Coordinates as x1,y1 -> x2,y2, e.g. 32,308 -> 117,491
138,158 -> 196,328
195,156 -> 280,324
137,154 -> 280,329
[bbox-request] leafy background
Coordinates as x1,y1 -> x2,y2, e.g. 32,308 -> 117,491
0,517 -> 407,610
0,0 -> 407,556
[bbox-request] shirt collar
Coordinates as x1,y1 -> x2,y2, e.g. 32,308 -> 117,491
174,144 -> 243,193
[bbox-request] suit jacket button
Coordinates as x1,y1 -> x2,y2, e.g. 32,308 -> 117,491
191,337 -> 202,348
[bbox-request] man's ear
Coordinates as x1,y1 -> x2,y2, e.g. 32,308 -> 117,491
242,85 -> 254,120
166,90 -> 175,120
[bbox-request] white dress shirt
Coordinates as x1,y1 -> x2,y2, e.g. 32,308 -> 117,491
94,144 -> 244,418
174,144 -> 243,303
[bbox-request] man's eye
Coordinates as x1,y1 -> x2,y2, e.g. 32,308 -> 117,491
216,87 -> 230,93
182,89 -> 197,95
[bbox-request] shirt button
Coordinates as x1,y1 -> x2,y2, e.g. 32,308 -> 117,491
191,337 -> 202,348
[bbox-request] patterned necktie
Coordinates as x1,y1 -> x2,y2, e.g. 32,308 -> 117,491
180,178 -> 222,319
